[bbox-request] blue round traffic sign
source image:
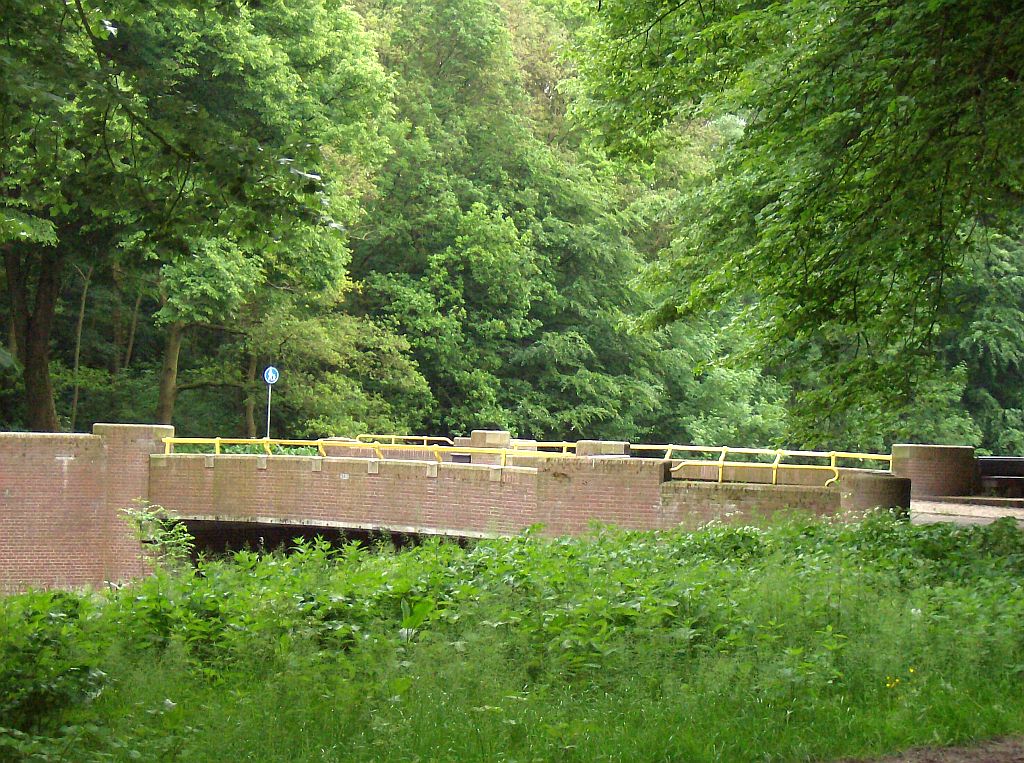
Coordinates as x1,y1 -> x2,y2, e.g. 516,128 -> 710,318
263,366 -> 280,385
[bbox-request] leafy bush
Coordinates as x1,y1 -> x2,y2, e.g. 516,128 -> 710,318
2,514 -> 1024,761
0,592 -> 103,733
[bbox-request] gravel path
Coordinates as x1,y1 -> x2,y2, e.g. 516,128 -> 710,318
910,500 -> 1024,527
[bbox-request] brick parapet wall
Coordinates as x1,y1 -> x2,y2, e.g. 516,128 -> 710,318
148,453 -> 911,539
149,455 -> 539,537
661,481 -> 840,529
151,455 -> 678,538
148,455 -> 890,540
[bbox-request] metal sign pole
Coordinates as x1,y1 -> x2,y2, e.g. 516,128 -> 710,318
266,383 -> 272,439
263,366 -> 279,440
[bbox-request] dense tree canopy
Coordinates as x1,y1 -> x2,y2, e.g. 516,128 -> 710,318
2,0 -> 389,428
2,0 -> 1023,453
573,0 -> 1024,426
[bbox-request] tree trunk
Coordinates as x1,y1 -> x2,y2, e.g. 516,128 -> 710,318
156,321 -> 184,425
111,303 -> 122,374
122,291 -> 142,371
243,353 -> 257,437
70,265 -> 93,432
3,245 -> 62,431
110,263 -> 124,374
6,318 -> 16,360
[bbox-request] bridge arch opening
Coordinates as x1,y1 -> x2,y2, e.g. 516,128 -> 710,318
183,519 -> 468,558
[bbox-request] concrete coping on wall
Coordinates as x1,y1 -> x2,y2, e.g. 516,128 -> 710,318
892,443 -> 976,453
0,431 -> 100,442
576,440 -> 630,457
92,423 -> 176,433
539,457 -> 672,479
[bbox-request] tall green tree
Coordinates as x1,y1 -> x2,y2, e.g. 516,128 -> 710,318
1,0 -> 388,429
347,0 -> 737,439
573,0 -> 1024,416
1,0 -> 816,448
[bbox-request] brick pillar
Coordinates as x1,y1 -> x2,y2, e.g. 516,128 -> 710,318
449,436 -> 473,464
838,469 -> 912,514
890,444 -> 977,498
536,458 -> 669,534
93,423 -> 175,582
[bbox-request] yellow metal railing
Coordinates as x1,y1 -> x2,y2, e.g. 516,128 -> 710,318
357,434 -> 455,446
511,441 -> 577,454
630,444 -> 891,487
162,436 -> 890,486
358,434 -> 577,453
161,437 -> 575,468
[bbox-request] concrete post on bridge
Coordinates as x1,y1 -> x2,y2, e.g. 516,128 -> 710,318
575,440 -> 630,458
469,429 -> 511,465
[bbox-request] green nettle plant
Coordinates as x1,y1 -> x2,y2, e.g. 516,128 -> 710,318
121,501 -> 195,574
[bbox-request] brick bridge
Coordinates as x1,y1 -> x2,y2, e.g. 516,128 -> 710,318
0,423 -> 1014,591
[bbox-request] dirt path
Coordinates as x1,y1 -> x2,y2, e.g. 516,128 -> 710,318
840,738 -> 1024,763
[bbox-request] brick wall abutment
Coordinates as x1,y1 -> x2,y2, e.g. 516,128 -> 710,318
0,423 -> 170,592
660,481 -> 841,528
93,424 -> 174,581
1,433 -> 107,591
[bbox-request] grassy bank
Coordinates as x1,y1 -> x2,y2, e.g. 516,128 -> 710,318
3,513 -> 1024,761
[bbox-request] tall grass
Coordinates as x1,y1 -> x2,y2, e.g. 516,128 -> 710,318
3,513 -> 1024,761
